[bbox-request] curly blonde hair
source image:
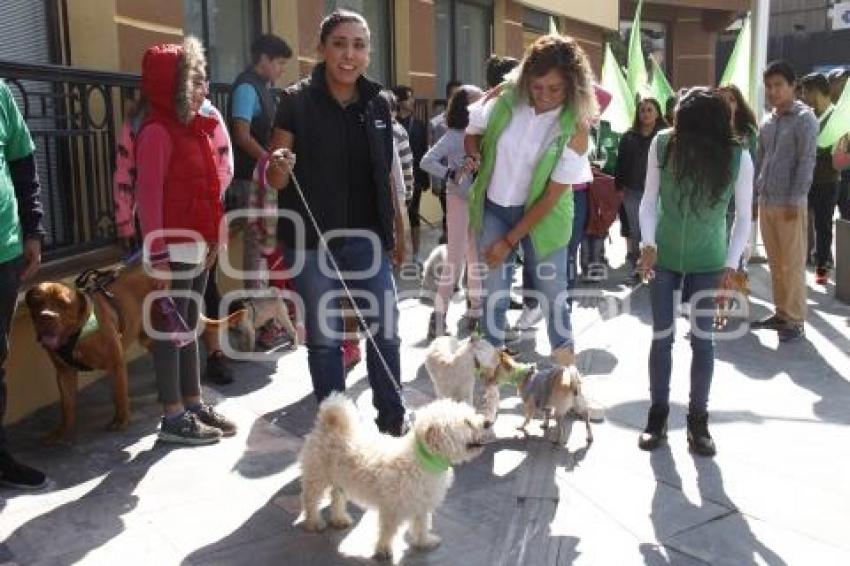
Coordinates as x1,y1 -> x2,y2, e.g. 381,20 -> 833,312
512,34 -> 598,125
175,35 -> 206,124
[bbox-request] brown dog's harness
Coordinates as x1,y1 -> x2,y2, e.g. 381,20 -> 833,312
51,268 -> 128,371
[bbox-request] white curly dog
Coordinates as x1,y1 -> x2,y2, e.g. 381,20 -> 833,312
298,393 -> 490,561
424,335 -> 520,425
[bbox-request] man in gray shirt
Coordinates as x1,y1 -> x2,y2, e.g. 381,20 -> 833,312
751,61 -> 819,342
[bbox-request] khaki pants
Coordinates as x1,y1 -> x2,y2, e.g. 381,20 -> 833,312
759,205 -> 808,323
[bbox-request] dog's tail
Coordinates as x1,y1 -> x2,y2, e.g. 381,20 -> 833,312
315,392 -> 357,437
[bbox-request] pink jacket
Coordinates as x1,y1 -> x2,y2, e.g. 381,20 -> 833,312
113,100 -> 233,239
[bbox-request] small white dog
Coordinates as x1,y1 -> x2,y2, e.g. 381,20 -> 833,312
234,292 -> 299,351
299,393 -> 489,561
424,335 -> 519,425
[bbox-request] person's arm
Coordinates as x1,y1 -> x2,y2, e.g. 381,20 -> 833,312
135,124 -> 173,268
462,97 -> 497,169
483,136 -> 591,266
790,112 -> 819,200
614,133 -> 630,190
230,83 -> 267,161
420,133 -> 454,179
638,137 -> 661,246
391,136 -> 406,204
725,152 -> 754,268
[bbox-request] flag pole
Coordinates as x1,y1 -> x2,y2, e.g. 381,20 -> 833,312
749,0 -> 771,262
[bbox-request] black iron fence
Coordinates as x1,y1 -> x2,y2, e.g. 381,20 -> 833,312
0,60 -> 231,262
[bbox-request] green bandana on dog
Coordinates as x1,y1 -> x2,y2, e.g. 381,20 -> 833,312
415,438 -> 451,474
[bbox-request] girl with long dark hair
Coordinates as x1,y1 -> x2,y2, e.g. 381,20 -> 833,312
637,88 -> 754,456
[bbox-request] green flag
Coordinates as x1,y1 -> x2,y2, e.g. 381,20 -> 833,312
819,80 -> 850,148
626,0 -> 649,98
649,55 -> 674,110
601,43 -> 636,134
720,13 -> 752,103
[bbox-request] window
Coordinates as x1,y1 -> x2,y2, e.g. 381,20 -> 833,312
325,0 -> 392,86
184,0 -> 262,83
435,0 -> 493,94
619,19 -> 669,76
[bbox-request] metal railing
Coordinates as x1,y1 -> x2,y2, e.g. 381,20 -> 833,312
0,60 -> 232,262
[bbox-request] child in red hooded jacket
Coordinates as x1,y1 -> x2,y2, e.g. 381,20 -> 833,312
136,36 -> 236,445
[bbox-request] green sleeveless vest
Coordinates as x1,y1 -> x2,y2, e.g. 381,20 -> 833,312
468,86 -> 577,259
654,131 -> 743,273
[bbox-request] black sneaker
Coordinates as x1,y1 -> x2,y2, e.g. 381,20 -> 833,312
0,451 -> 47,490
686,412 -> 716,457
778,322 -> 805,343
750,314 -> 785,330
205,351 -> 234,385
158,412 -> 222,445
190,403 -> 237,437
638,404 -> 669,451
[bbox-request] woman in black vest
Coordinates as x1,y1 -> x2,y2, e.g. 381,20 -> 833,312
265,9 -> 406,435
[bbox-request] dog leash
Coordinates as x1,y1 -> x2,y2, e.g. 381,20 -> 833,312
285,166 -> 410,417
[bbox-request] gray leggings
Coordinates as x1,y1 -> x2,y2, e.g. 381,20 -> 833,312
151,263 -> 207,405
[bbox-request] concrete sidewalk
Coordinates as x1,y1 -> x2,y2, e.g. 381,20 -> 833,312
1,232 -> 849,565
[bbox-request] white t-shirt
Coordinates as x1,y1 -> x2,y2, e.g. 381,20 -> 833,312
466,97 -> 592,207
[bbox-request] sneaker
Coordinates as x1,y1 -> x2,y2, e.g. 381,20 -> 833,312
815,268 -> 829,286
0,451 -> 47,490
686,412 -> 716,457
342,339 -> 362,371
158,411 -> 222,445
205,351 -> 234,385
515,304 -> 543,330
190,404 -> 237,437
638,404 -> 669,451
778,322 -> 805,343
427,312 -> 448,341
750,314 -> 785,331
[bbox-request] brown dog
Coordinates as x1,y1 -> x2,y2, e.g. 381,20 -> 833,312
25,266 -> 243,444
516,365 -> 593,445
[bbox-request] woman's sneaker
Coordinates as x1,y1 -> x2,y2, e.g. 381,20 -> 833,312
158,411 -> 222,445
190,404 -> 237,437
686,412 -> 716,457
427,312 -> 448,341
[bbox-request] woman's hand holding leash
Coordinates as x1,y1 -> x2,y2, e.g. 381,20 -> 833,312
270,148 -> 297,174
637,245 -> 657,284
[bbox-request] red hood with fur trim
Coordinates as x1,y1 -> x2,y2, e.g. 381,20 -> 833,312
142,43 -> 183,123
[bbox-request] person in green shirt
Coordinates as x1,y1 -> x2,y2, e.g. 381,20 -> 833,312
0,79 -> 47,489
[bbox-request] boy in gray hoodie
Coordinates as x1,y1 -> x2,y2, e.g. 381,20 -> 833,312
751,61 -> 819,342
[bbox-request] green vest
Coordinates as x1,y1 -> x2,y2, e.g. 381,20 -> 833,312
468,86 -> 577,259
654,131 -> 742,273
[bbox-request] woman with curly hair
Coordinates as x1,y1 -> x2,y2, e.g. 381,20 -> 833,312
463,34 -> 598,367
637,88 -> 754,456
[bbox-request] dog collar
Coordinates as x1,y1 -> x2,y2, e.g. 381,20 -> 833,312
503,363 -> 535,386
414,438 -> 451,474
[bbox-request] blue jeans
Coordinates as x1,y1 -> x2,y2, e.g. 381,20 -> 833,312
479,199 -> 572,350
568,190 -> 588,297
648,267 -> 721,414
286,236 -> 404,432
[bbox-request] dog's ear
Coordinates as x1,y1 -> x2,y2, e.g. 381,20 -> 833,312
24,286 -> 44,312
424,423 -> 444,453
